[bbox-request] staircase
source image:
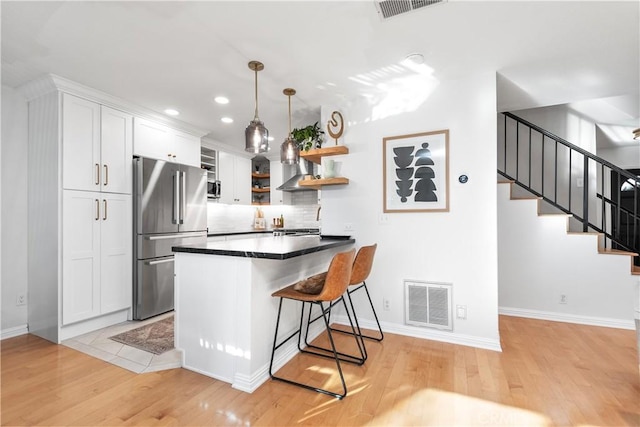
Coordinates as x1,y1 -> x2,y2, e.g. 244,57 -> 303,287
498,112 -> 640,268
498,112 -> 639,329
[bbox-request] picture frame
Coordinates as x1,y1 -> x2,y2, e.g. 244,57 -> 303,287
383,129 -> 449,213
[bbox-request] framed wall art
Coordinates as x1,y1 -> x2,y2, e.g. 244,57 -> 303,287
383,129 -> 449,213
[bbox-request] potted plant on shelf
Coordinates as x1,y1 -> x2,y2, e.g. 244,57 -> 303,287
292,122 -> 325,151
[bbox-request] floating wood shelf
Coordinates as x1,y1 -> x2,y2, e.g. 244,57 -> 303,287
251,202 -> 270,206
251,188 -> 270,193
251,172 -> 270,179
300,146 -> 349,164
298,177 -> 349,189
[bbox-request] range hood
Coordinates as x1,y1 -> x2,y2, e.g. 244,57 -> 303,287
277,159 -> 316,192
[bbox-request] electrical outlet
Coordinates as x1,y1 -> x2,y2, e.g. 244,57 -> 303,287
379,214 -> 389,225
456,305 -> 467,319
344,223 -> 354,231
383,298 -> 390,311
559,294 -> 568,304
16,294 -> 26,306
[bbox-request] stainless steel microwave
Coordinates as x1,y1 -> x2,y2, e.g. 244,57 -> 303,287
207,180 -> 221,199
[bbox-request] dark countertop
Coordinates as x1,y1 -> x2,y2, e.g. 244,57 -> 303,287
173,235 -> 354,260
207,228 -> 319,237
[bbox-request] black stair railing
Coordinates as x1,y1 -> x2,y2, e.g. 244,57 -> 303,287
498,112 -> 640,263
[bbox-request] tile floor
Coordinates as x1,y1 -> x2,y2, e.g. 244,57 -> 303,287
62,312 -> 182,374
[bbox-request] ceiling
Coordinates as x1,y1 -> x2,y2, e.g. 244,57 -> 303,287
2,1 -> 639,154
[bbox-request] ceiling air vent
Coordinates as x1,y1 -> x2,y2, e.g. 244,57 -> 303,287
375,0 -> 446,20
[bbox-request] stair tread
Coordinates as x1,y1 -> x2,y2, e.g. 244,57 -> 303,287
598,248 -> 638,257
566,231 -> 601,236
511,196 -> 542,200
538,212 -> 572,217
632,266 -> 640,276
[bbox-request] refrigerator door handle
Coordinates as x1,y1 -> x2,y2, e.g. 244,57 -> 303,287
180,171 -> 186,224
143,231 -> 207,241
144,257 -> 175,266
172,170 -> 180,224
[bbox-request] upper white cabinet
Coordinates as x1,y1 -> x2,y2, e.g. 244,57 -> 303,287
218,151 -> 251,204
133,117 -> 200,167
101,107 -> 134,194
270,160 -> 287,205
62,94 -> 132,194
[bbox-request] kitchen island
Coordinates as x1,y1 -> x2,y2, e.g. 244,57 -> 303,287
172,235 -> 355,392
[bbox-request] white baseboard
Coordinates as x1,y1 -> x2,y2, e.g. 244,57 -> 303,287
499,306 -> 636,330
1,324 -> 28,340
232,318 -> 326,393
332,315 -> 502,352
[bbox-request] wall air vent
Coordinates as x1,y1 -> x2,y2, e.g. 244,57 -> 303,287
405,280 -> 452,330
375,0 -> 446,20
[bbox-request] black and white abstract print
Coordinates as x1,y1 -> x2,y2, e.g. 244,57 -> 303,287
384,130 -> 449,212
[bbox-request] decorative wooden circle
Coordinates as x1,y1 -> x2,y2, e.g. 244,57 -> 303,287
327,111 -> 344,145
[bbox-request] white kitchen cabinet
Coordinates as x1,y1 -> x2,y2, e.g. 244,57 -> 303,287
100,106 -> 133,194
62,190 -> 132,325
173,130 -> 201,167
270,160 -> 293,205
218,151 -> 251,204
62,94 -> 132,194
26,84 -> 133,344
133,117 -> 200,167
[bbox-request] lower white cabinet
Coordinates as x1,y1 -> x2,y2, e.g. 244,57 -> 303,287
62,190 -> 132,325
218,151 -> 251,204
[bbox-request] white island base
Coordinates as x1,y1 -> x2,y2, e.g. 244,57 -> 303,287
173,236 -> 354,393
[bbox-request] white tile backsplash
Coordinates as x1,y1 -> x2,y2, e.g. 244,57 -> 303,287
207,200 -> 321,232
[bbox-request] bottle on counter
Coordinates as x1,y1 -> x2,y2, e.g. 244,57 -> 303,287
280,214 -> 284,228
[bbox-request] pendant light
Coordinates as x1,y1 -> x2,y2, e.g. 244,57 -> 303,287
245,60 -> 269,153
280,88 -> 299,164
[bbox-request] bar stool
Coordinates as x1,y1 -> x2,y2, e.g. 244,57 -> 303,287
333,243 -> 382,342
268,248 -> 364,399
305,244 -> 382,355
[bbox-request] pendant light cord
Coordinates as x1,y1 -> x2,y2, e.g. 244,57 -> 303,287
288,94 -> 292,137
254,68 -> 259,120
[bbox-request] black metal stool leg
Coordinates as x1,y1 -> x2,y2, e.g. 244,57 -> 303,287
330,281 -> 384,342
270,299 -> 348,399
301,297 -> 367,365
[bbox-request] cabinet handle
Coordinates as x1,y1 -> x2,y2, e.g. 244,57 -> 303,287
95,199 -> 100,220
103,199 -> 107,220
103,164 -> 108,186
95,163 -> 100,185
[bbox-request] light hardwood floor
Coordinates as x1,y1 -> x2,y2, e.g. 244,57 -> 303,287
2,316 -> 639,426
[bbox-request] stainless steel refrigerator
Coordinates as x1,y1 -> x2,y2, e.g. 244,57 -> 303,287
133,157 -> 207,320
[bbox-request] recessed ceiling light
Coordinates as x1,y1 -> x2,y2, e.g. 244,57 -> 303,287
405,53 -> 424,65
221,117 -> 234,124
164,108 -> 180,116
214,96 -> 229,105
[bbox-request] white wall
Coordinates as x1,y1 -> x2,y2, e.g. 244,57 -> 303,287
1,85 -> 29,337
321,72 -> 501,349
598,146 -> 640,170
498,183 -> 636,328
